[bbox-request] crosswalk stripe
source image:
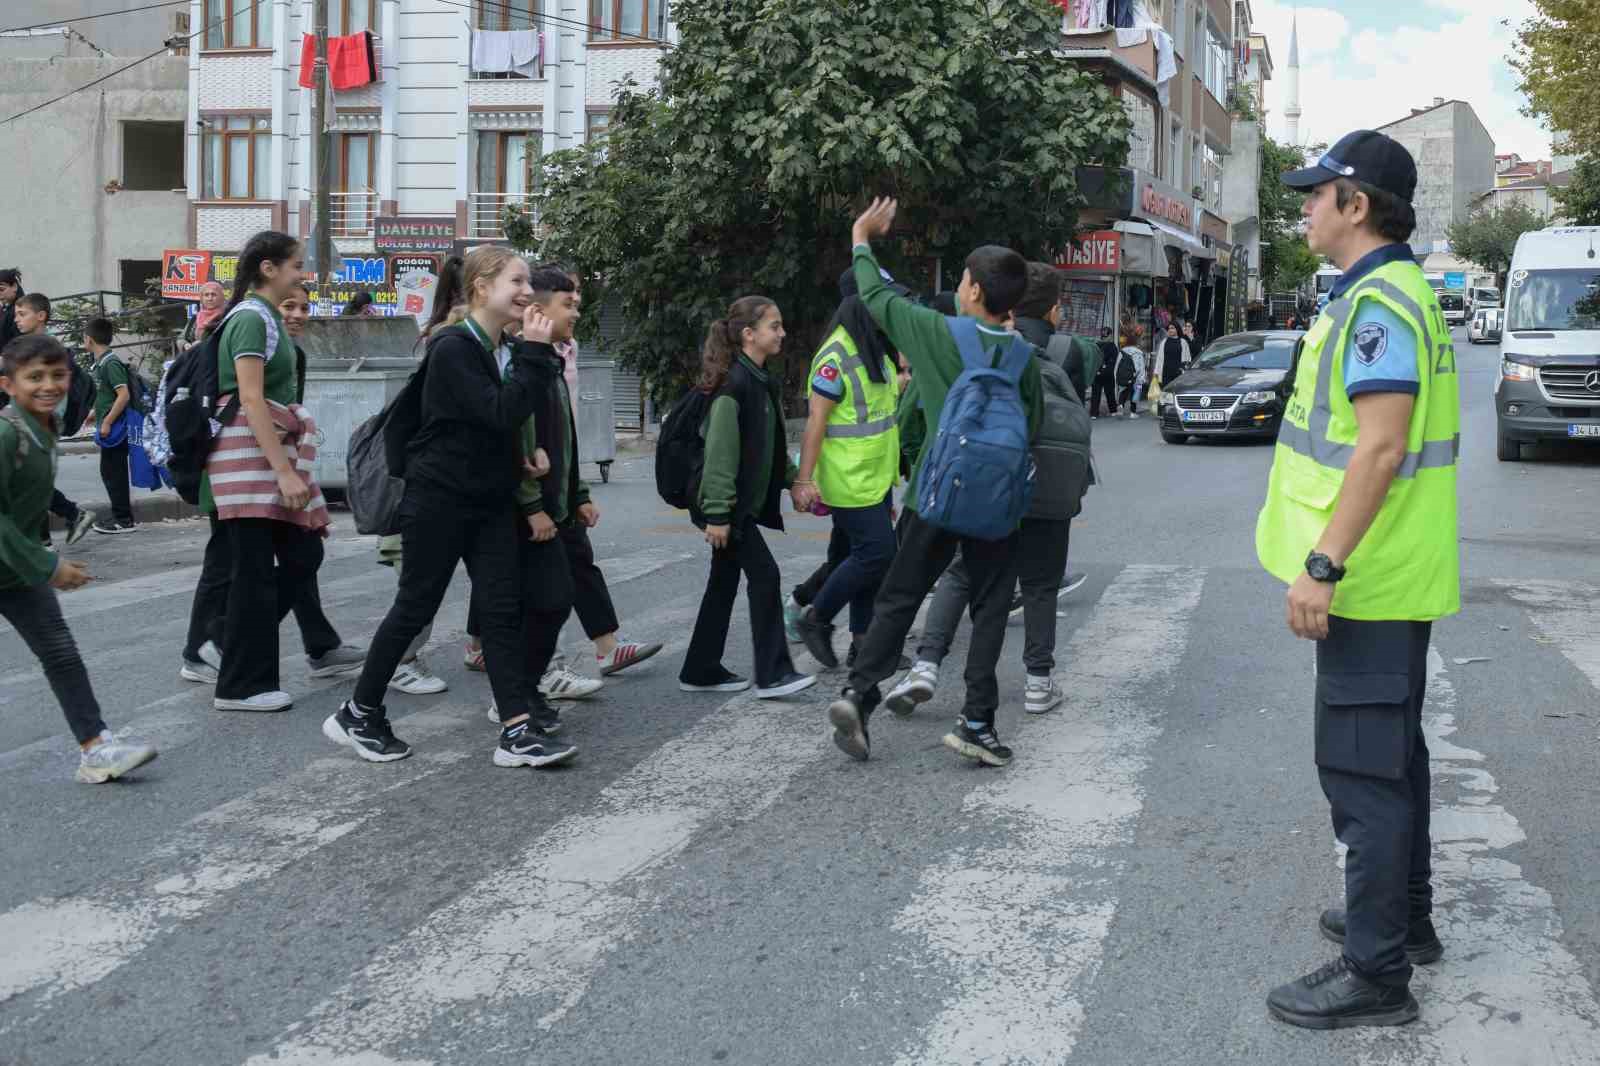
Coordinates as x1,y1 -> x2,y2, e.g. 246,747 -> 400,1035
881,564 -> 1206,1066
242,559 -> 832,1065
0,555 -> 817,1015
1496,579 -> 1600,690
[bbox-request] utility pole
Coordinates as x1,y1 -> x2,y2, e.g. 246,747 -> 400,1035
308,0 -> 334,292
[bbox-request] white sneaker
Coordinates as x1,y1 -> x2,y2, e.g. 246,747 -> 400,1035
197,640 -> 223,670
214,691 -> 293,712
389,656 -> 448,695
75,731 -> 158,783
540,665 -> 603,701
885,660 -> 939,717
1024,674 -> 1064,715
179,658 -> 217,685
596,638 -> 664,676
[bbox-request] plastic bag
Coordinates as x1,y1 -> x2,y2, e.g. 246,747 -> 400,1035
1147,379 -> 1163,405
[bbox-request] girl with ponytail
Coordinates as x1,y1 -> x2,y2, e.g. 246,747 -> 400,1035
679,296 -> 814,700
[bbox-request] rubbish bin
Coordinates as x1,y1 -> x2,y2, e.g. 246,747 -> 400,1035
299,317 -> 422,491
576,354 -> 618,483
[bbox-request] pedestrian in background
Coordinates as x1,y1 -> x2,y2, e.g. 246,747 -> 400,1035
184,281 -> 227,348
1090,325 -> 1119,418
1259,129 -> 1459,1030
83,318 -> 136,534
0,268 -> 24,349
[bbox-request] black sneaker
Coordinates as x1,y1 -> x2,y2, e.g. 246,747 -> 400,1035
827,688 -> 875,761
493,721 -> 577,768
795,607 -> 839,669
92,520 -> 136,535
66,509 -> 96,546
322,701 -> 412,763
530,694 -> 564,735
943,719 -> 1013,767
678,667 -> 751,693
1266,957 -> 1419,1030
1318,909 -> 1444,965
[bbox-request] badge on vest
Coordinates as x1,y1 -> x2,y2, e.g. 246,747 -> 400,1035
1353,322 -> 1388,365
818,364 -> 839,382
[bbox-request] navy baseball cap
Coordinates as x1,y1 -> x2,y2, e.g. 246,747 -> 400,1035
1282,130 -> 1418,203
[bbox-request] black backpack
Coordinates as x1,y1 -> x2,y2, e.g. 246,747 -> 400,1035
655,386 -> 712,513
64,359 -> 96,432
346,356 -> 428,536
158,327 -> 236,505
1115,348 -> 1138,387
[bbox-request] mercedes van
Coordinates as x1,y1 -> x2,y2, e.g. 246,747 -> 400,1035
1496,227 -> 1600,461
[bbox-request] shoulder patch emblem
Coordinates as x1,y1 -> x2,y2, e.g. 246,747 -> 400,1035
818,364 -> 840,381
1353,322 -> 1388,366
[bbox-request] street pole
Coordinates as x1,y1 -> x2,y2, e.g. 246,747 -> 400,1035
309,0 -> 334,292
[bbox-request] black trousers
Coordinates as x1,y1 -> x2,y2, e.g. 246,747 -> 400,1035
920,518 -> 1069,676
792,526 -> 851,608
1090,375 -> 1119,417
354,491 -> 527,715
0,581 -> 106,744
681,518 -> 795,687
98,440 -> 133,525
466,522 -> 620,645
515,534 -> 575,717
1315,616 -> 1434,988
215,518 -> 326,699
184,516 -> 340,662
848,510 -> 1021,724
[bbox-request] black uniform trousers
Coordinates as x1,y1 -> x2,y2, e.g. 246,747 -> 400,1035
184,515 -> 341,664
515,531 -> 575,718
1315,615 -> 1435,988
681,517 -> 795,688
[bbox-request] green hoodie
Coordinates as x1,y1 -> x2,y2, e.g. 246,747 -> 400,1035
0,405 -> 60,590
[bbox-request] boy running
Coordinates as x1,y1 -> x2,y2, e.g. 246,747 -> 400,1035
12,294 -> 95,544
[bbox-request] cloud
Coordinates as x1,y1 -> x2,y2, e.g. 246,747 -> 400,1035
1251,0 -> 1552,159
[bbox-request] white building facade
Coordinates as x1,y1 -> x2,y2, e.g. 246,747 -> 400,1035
183,0 -> 669,271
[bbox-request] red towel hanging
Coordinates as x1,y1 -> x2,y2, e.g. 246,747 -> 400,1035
328,31 -> 376,91
297,33 -> 316,89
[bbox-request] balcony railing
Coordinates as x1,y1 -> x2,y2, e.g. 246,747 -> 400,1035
469,191 -> 538,240
331,190 -> 378,237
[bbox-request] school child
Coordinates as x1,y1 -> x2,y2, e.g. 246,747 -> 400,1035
82,318 -> 136,534
10,293 -> 96,544
0,334 -> 156,782
0,268 -> 24,349
827,198 -> 1044,768
325,247 -> 574,768
678,296 -> 815,700
202,231 -> 333,712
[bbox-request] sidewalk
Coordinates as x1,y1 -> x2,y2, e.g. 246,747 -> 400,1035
51,447 -> 198,526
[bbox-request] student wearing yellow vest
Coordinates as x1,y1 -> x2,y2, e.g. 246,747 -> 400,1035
790,286 -> 902,669
1259,130 -> 1459,1030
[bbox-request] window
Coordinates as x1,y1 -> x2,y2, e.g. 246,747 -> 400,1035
202,0 -> 273,49
1205,27 -> 1229,101
1168,122 -> 1181,185
591,0 -> 654,40
337,0 -> 377,35
1203,144 -> 1222,209
475,130 -> 541,199
122,121 -> 185,190
477,0 -> 539,29
201,115 -> 271,200
336,133 -> 377,234
1122,92 -> 1156,174
119,260 -> 162,298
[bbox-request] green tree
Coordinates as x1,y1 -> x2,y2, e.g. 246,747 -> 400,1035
1553,154 -> 1600,225
1511,0 -> 1600,154
522,0 -> 1132,402
1257,134 -> 1317,292
1446,201 -> 1546,279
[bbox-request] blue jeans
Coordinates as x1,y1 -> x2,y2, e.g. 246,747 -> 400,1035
810,498 -> 896,635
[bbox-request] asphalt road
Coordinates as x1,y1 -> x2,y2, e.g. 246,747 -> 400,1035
2,326 -> 1597,1066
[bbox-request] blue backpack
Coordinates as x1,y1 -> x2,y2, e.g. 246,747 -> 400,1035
917,318 -> 1035,540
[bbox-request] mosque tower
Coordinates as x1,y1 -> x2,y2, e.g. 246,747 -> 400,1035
1285,11 -> 1302,146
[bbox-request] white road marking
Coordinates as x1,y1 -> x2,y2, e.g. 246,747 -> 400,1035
883,564 -> 1206,1066
1495,579 -> 1600,690
1345,640 -> 1600,1062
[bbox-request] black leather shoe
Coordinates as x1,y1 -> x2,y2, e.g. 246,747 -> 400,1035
1319,909 -> 1444,965
796,607 -> 839,670
1267,957 -> 1419,1030
827,687 -> 876,761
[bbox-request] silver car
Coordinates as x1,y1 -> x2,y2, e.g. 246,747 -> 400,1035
1469,306 -> 1503,345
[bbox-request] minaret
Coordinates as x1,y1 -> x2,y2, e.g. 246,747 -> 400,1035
1285,11 -> 1302,147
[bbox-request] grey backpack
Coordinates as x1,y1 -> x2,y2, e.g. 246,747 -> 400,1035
1026,338 -> 1093,521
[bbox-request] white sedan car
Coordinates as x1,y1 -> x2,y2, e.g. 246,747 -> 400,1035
1469,306 -> 1503,345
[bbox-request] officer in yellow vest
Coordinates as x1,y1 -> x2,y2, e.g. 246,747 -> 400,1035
790,291 -> 902,670
1258,130 -> 1460,1030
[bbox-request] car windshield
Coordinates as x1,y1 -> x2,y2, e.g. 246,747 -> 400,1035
1506,268 -> 1600,331
1195,337 -> 1295,370
1473,288 -> 1500,304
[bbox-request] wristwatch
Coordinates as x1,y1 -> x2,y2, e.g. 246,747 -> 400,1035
1305,552 -> 1346,583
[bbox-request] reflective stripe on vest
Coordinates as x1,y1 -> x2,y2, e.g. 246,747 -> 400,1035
808,328 -> 899,507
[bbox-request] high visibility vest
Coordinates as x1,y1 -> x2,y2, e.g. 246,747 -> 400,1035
1255,259 -> 1460,621
807,326 -> 900,508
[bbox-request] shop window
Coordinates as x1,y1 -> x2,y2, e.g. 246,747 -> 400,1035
122,121 -> 184,190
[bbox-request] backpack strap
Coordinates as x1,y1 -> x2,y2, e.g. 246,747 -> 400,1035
944,317 -> 986,370
0,405 -> 33,470
997,336 -> 1034,383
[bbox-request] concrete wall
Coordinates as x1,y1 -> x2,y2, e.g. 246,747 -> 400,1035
2,0 -> 178,56
1382,102 -> 1495,257
1220,119 -> 1262,298
0,57 -> 189,298
1453,103 -> 1496,226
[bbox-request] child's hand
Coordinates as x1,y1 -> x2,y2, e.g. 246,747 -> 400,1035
705,524 -> 730,551
49,558 -> 90,590
851,197 -> 897,246
276,469 -> 310,510
523,308 -> 555,344
525,447 -> 551,478
577,502 -> 600,528
528,511 -> 557,542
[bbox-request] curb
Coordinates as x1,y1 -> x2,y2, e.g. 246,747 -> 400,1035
50,493 -> 203,530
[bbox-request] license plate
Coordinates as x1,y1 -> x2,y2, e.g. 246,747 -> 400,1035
1569,424 -> 1600,438
1183,410 -> 1228,423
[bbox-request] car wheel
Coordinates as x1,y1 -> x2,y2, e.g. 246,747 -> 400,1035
1496,433 -> 1523,462
1161,431 -> 1188,445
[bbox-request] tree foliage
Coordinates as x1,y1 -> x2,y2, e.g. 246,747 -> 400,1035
1258,134 -> 1317,292
1511,0 -> 1600,154
1553,155 -> 1600,225
523,0 -> 1132,402
1446,201 -> 1546,279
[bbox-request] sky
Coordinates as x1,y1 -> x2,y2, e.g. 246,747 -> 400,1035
1250,0 -> 1556,162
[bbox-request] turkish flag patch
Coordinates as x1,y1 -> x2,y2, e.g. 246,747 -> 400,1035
819,364 -> 840,381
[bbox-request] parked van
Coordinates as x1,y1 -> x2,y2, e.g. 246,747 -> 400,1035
1496,227 -> 1600,461
1466,286 -> 1500,315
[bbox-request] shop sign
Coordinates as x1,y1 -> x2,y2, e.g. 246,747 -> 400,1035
1139,181 -> 1194,230
161,250 -> 212,300
391,254 -> 441,323
307,282 -> 399,317
375,216 -> 457,253
1055,231 -> 1121,272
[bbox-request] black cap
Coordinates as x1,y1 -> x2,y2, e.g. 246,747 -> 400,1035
1282,129 -> 1418,202
838,264 -> 912,301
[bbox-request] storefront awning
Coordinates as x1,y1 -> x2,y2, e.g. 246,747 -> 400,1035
1112,220 -> 1160,276
1146,218 -> 1214,259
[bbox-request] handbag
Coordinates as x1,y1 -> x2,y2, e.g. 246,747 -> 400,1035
1147,379 -> 1163,405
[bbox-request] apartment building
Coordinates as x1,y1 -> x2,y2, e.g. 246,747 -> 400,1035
182,0 -> 668,285
1375,98 -> 1495,261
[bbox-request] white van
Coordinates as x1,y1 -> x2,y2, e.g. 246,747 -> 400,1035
1496,227 -> 1600,460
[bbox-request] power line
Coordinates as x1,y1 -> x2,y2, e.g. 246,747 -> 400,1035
428,0 -> 679,53
0,0 -> 255,127
0,1 -> 188,35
